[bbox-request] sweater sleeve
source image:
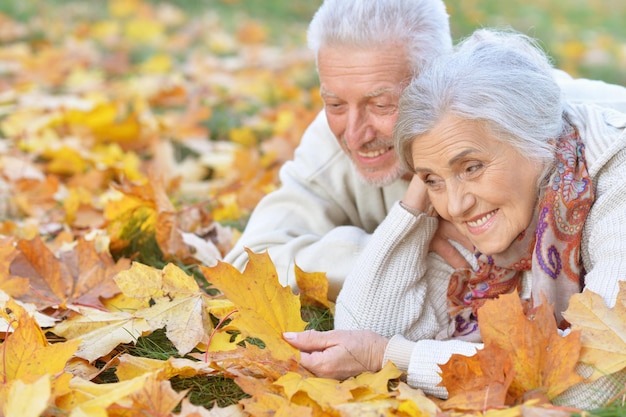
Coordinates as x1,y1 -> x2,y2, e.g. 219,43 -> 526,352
334,202 -> 453,340
579,110 -> 626,308
384,335 -> 482,398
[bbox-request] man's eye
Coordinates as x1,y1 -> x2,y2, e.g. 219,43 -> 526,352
324,102 -> 345,113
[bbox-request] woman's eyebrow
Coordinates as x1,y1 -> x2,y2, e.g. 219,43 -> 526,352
448,148 -> 479,166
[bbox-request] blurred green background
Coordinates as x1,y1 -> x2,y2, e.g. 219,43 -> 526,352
1,0 -> 624,85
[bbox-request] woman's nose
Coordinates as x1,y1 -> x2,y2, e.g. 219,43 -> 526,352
446,180 -> 474,218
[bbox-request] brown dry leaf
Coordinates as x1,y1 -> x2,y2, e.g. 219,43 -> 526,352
204,343 -> 304,382
478,292 -> 584,402
114,262 -> 214,355
51,306 -> 152,363
294,264 -> 332,310
439,342 -> 515,411
0,299 -> 80,383
200,249 -> 308,363
10,236 -> 129,310
563,281 -> 626,380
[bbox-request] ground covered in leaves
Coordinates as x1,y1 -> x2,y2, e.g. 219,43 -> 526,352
0,0 -> 625,416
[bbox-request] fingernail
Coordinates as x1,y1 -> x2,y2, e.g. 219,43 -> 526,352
283,332 -> 296,340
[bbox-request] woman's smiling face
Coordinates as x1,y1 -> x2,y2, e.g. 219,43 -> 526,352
411,114 -> 544,255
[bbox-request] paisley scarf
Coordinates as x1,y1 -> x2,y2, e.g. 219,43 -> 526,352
447,119 -> 594,342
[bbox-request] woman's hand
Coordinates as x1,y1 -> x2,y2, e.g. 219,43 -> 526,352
283,329 -> 389,380
431,219 -> 473,269
403,175 -> 472,269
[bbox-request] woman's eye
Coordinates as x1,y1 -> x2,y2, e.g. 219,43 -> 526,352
465,163 -> 483,175
424,175 -> 444,189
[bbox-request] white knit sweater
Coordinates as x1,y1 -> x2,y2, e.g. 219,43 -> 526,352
334,103 -> 626,409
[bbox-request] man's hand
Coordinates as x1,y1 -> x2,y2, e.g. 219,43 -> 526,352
283,329 -> 388,380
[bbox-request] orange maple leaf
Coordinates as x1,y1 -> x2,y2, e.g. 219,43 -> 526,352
439,291 -> 583,410
10,236 -> 130,311
439,342 -> 515,411
201,250 -> 308,363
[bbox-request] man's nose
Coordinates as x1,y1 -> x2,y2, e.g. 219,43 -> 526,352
343,108 -> 369,148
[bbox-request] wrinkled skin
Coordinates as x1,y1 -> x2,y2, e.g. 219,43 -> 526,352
284,329 -> 389,379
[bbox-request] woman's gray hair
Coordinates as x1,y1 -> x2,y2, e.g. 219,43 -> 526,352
307,0 -> 452,73
395,29 -> 563,178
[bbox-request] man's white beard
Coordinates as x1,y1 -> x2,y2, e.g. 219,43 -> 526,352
356,163 -> 407,187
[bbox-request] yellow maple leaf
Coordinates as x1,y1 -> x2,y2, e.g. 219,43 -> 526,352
563,281 -> 626,380
60,373 -> 151,417
200,249 -> 308,362
0,299 -> 80,383
274,372 -> 353,408
115,355 -> 218,381
294,264 -> 332,310
344,361 -> 404,401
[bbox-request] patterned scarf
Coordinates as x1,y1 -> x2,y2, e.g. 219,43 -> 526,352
447,119 -> 594,342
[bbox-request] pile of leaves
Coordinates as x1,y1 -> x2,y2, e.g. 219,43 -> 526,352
0,0 -> 625,416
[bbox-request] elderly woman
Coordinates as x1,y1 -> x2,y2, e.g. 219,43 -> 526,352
284,28 -> 626,409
